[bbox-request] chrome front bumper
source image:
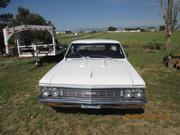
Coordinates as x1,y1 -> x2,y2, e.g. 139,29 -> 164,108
38,97 -> 147,109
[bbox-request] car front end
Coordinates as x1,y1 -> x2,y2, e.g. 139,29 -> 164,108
38,39 -> 147,109
38,86 -> 146,109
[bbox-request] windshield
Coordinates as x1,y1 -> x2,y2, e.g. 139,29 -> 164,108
66,43 -> 125,59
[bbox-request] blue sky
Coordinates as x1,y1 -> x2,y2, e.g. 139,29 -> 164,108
0,0 -> 164,31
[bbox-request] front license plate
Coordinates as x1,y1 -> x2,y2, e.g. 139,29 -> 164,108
81,105 -> 101,109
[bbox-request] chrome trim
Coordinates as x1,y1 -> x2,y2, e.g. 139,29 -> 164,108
38,96 -> 147,106
38,87 -> 147,109
44,87 -> 145,98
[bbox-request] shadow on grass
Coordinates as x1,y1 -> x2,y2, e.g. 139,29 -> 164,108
53,107 -> 144,115
28,53 -> 65,71
40,53 -> 65,64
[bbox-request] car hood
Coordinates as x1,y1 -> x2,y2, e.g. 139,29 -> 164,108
39,58 -> 145,88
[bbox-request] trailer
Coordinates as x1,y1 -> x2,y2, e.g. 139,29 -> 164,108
3,25 -> 64,57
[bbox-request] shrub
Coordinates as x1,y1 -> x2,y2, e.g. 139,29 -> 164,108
122,44 -> 129,49
143,40 -> 164,50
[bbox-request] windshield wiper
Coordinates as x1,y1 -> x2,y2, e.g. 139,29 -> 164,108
67,52 -> 85,58
89,54 -> 112,59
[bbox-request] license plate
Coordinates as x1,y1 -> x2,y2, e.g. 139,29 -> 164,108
81,105 -> 101,109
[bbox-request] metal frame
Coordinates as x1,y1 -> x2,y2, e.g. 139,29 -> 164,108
3,25 -> 61,57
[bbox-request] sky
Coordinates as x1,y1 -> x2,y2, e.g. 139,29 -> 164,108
0,0 -> 164,31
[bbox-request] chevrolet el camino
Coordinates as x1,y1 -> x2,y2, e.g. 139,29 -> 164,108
38,39 -> 147,109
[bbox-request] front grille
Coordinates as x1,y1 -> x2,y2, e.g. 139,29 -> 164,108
60,88 -> 125,98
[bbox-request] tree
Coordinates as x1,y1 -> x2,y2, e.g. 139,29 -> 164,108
159,0 -> 180,48
0,0 -> 10,9
0,13 -> 13,26
14,7 -> 54,45
0,0 -> 12,26
140,29 -> 145,32
15,7 -> 47,25
0,0 -> 11,53
14,7 -> 30,25
107,26 -> 117,31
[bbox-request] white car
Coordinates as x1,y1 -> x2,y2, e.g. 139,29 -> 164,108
38,39 -> 147,109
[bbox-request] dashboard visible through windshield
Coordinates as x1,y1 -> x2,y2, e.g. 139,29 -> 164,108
66,43 -> 125,59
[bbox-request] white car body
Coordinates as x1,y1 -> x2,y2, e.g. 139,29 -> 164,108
38,39 -> 146,109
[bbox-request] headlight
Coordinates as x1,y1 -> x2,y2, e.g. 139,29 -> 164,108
124,89 -> 144,98
124,89 -> 132,98
40,87 -> 51,97
134,89 -> 144,98
51,88 -> 59,97
42,90 -> 50,97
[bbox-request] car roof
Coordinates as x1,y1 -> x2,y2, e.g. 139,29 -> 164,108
71,39 -> 120,44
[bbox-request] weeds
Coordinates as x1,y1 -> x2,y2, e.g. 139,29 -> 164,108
143,39 -> 165,50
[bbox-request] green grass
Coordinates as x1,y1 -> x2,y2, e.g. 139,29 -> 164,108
58,31 -> 180,48
0,32 -> 180,135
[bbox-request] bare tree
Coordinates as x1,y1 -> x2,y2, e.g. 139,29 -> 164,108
159,0 -> 180,48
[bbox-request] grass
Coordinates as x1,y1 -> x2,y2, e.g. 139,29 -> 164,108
58,31 -> 180,49
0,32 -> 180,135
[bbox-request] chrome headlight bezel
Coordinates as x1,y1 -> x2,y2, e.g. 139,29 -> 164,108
134,89 -> 144,98
124,88 -> 144,98
51,87 -> 60,97
40,86 -> 63,97
124,89 -> 132,98
40,86 -> 51,97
